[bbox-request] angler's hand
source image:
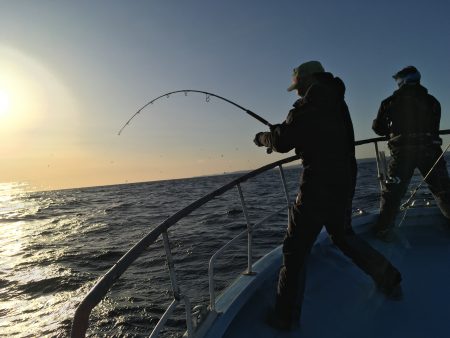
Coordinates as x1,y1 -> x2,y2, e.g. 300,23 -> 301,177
253,132 -> 265,147
254,132 -> 273,153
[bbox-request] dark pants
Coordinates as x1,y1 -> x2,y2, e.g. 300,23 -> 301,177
377,145 -> 450,229
345,157 -> 358,231
275,167 -> 401,323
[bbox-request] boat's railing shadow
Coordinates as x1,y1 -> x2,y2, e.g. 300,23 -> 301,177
70,130 -> 450,338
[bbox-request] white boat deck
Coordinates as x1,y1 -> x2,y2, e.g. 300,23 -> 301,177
202,207 -> 450,338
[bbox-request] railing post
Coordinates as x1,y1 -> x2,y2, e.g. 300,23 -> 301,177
162,231 -> 181,299
160,231 -> 193,338
374,140 -> 389,209
183,295 -> 193,338
208,258 -> 216,312
278,164 -> 291,207
236,184 -> 255,275
374,141 -> 384,192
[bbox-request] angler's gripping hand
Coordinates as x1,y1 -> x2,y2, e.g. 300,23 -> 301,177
253,132 -> 266,147
253,132 -> 273,154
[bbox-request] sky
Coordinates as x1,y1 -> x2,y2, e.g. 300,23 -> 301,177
1,0 -> 450,191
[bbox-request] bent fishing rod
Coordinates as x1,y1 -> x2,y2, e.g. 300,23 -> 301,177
118,89 -> 273,135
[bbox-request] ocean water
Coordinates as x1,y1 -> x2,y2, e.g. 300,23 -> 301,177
0,158 -> 434,337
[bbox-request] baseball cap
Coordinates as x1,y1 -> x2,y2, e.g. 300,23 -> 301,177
287,61 -> 325,91
392,66 -> 420,79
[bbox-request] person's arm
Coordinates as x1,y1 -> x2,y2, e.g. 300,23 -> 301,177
430,96 -> 441,133
372,98 -> 391,136
254,107 -> 302,153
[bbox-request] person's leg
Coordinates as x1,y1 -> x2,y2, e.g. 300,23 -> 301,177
344,157 -> 357,232
375,149 -> 415,237
325,168 -> 401,298
327,179 -> 402,298
329,228 -> 402,298
418,146 -> 450,219
273,202 -> 323,328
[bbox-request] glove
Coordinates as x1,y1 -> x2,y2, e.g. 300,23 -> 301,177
253,132 -> 265,147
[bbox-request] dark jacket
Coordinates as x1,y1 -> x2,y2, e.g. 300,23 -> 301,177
259,73 -> 355,171
372,84 -> 441,146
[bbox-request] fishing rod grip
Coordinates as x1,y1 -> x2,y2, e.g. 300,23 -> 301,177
245,109 -> 271,127
244,108 -> 273,152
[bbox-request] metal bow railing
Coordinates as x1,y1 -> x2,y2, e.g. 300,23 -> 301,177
71,155 -> 298,338
71,130 -> 450,337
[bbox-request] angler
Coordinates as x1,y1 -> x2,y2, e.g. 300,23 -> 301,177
372,66 -> 450,241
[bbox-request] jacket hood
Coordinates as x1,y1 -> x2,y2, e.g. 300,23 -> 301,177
394,83 -> 428,96
292,73 -> 346,108
314,72 -> 346,97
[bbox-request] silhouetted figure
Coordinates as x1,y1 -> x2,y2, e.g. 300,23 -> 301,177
254,61 -> 402,330
372,66 -> 450,241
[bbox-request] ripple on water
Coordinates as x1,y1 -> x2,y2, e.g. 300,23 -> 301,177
2,159 -> 431,337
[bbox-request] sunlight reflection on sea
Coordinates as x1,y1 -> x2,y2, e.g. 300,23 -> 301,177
0,159 -> 415,337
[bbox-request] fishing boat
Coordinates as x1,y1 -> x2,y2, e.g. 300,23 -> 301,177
71,131 -> 450,338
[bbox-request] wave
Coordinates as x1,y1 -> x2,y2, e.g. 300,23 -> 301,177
105,202 -> 135,213
16,276 -> 83,296
3,159 -> 437,338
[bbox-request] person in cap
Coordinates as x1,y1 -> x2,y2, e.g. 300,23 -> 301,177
372,66 -> 450,241
254,60 -> 402,330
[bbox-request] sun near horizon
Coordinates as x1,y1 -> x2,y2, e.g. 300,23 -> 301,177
0,46 -> 397,193
2,2 -> 450,192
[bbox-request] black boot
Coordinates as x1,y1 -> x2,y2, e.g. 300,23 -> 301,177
373,218 -> 396,242
375,228 -> 396,242
377,269 -> 403,300
265,306 -> 300,331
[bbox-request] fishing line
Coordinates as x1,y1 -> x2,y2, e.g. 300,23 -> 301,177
400,141 -> 450,211
118,89 -> 273,135
396,141 -> 450,227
